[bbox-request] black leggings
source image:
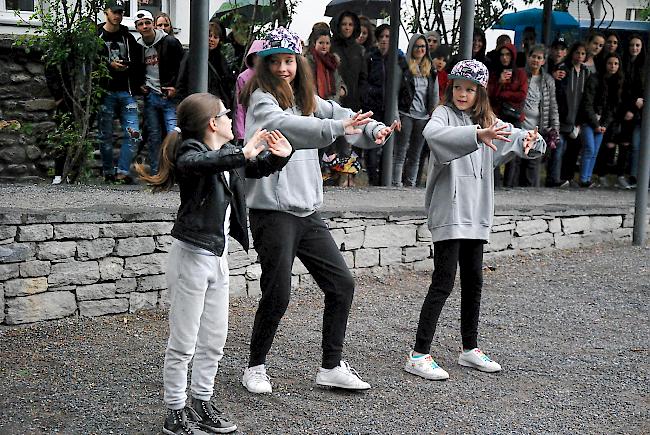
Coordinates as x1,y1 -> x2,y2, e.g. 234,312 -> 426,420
248,209 -> 355,369
414,239 -> 484,353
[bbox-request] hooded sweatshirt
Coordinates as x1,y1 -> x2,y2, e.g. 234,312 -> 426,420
398,34 -> 439,118
98,23 -> 144,94
330,11 -> 367,111
234,40 -> 265,140
244,89 -> 388,216
487,43 -> 528,122
136,28 -> 184,95
422,103 -> 546,242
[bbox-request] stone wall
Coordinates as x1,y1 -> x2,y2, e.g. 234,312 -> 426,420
0,37 -> 57,181
0,206 -> 642,325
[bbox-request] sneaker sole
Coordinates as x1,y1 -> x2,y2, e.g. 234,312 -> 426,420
197,422 -> 238,434
458,360 -> 501,373
404,364 -> 449,380
241,380 -> 272,394
315,379 -> 371,390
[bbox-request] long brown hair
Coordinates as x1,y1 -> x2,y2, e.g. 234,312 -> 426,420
442,79 -> 495,128
240,53 -> 317,115
408,36 -> 432,77
135,93 -> 222,192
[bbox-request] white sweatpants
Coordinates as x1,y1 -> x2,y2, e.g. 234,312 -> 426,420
163,240 -> 229,410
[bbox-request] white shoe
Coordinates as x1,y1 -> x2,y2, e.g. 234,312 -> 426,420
616,176 -> 632,190
404,351 -> 449,380
52,176 -> 62,185
315,360 -> 371,390
458,348 -> 502,373
242,365 -> 272,394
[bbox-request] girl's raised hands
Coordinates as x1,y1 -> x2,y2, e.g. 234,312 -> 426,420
522,126 -> 539,155
342,111 -> 374,135
374,120 -> 399,144
477,121 -> 512,151
243,129 -> 269,159
263,130 -> 293,157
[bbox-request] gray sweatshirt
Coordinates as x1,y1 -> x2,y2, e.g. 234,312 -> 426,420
423,104 -> 546,243
244,89 -> 387,216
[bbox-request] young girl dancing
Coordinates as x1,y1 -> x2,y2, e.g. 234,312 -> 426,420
137,93 -> 292,434
238,27 -> 396,393
404,60 -> 546,380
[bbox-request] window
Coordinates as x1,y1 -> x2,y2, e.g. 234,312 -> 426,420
122,0 -> 163,17
626,8 -> 644,21
1,0 -> 35,12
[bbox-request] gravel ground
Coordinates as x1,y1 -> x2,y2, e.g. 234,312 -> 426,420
0,241 -> 648,434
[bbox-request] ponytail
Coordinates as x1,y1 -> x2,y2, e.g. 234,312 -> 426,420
135,131 -> 182,192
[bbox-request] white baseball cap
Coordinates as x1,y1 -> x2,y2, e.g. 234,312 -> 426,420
134,9 -> 154,25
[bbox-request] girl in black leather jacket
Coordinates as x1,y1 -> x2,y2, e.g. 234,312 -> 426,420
136,92 -> 291,435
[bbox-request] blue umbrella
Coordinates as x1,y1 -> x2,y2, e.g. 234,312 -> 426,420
493,8 -> 579,35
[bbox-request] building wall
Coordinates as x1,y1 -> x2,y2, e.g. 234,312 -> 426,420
568,0 -> 646,22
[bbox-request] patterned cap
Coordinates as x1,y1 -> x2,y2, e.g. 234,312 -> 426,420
448,59 -> 489,88
258,27 -> 302,58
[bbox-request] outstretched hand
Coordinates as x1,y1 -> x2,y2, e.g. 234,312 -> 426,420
243,129 -> 268,160
343,111 -> 374,135
263,130 -> 292,157
523,126 -> 539,155
477,121 -> 512,151
374,120 -> 399,144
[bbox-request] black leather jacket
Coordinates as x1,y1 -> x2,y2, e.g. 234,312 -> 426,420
171,139 -> 290,256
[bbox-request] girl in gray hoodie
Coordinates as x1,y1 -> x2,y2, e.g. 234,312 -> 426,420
238,27 -> 396,394
404,60 -> 546,381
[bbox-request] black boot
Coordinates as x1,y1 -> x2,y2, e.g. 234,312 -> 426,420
190,397 -> 237,434
163,407 -> 211,435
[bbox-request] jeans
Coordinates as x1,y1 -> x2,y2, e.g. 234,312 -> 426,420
97,91 -> 140,176
414,239 -> 484,353
579,124 -> 604,183
248,210 -> 355,369
163,241 -> 229,410
144,91 -> 178,174
393,115 -> 428,187
546,134 -> 566,185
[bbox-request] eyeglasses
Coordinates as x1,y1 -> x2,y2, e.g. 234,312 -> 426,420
214,109 -> 231,119
415,44 -> 427,49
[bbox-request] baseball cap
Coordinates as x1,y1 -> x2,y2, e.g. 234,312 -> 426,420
448,59 -> 489,88
258,27 -> 302,58
134,9 -> 154,25
551,37 -> 568,49
105,0 -> 125,12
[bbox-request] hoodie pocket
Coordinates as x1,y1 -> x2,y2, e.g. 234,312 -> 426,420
454,175 -> 480,225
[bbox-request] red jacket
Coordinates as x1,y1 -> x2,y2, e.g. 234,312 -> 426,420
488,43 -> 528,122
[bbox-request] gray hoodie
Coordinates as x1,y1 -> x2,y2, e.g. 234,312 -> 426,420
136,29 -> 167,93
423,104 -> 546,242
245,88 -> 387,216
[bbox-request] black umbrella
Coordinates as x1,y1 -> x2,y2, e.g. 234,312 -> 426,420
212,0 -> 275,24
324,0 -> 391,19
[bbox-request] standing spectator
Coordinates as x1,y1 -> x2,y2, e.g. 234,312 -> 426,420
488,42 -> 528,187
97,0 -> 144,183
448,28 -> 490,74
424,30 -> 441,54
559,42 -> 591,185
577,52 -> 622,187
604,31 -> 620,55
356,16 -> 376,54
363,24 -> 398,185
584,31 -> 606,74
520,45 -> 559,187
393,33 -> 438,187
547,37 -> 568,76
238,27 -> 395,394
135,9 -> 184,175
487,34 -> 512,70
154,12 -> 174,35
546,37 -> 570,187
233,40 -> 264,143
594,53 -> 627,188
516,26 -> 537,68
621,34 -> 646,187
432,46 -> 450,98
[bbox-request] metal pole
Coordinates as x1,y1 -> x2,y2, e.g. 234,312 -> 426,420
542,0 -> 553,47
380,0 -> 401,186
459,0 -> 475,60
188,0 -> 209,94
632,67 -> 650,245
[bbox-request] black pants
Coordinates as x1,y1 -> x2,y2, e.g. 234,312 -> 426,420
414,239 -> 484,353
595,143 -> 630,177
561,135 -> 582,182
248,210 -> 355,369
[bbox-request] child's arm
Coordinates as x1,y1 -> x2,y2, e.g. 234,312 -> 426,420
422,106 -> 481,164
245,130 -> 293,178
492,122 -> 547,167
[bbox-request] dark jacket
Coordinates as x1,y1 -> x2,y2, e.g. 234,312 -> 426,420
622,55 -> 646,118
397,34 -> 438,115
487,43 -> 528,122
364,46 -> 390,118
330,11 -> 367,111
171,139 -> 290,256
555,63 -> 590,133
137,30 -> 184,95
578,73 -> 622,130
97,23 -> 145,94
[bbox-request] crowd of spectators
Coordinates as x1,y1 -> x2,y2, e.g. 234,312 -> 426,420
46,2 -> 647,190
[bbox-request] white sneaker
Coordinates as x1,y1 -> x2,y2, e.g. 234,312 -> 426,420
616,176 -> 632,190
315,360 -> 371,390
458,348 -> 502,373
242,365 -> 272,394
52,176 -> 62,185
404,351 -> 449,380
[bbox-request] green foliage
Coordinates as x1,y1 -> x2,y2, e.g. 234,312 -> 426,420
13,0 -> 108,183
